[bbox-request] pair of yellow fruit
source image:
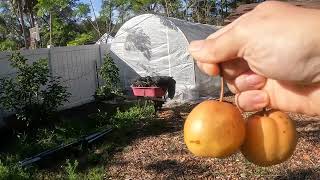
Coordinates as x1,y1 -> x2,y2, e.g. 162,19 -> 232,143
184,100 -> 297,167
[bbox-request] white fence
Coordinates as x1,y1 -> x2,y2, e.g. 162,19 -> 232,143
0,44 -> 110,122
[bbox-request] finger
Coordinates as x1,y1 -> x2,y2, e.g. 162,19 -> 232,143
236,90 -> 269,112
196,61 -> 220,76
188,27 -> 246,64
225,79 -> 239,94
220,58 -> 249,80
234,71 -> 266,92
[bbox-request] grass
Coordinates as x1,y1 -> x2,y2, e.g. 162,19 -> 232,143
0,101 -> 156,179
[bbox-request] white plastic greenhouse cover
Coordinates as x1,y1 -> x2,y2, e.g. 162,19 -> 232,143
110,14 -> 224,101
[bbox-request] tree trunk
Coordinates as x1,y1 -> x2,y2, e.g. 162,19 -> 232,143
108,0 -> 112,33
18,0 -> 28,48
30,10 -> 35,27
164,0 -> 169,17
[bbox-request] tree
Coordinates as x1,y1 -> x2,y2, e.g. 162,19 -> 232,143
186,0 -> 216,24
1,1 -> 25,49
24,0 -> 38,28
9,0 -> 29,48
0,0 -> 266,50
36,0 -> 73,46
74,2 -> 102,36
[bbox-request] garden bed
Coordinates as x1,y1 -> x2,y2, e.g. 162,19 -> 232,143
106,96 -> 320,179
0,96 -> 319,179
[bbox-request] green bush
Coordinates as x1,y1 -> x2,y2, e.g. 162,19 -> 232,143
0,52 -> 70,129
96,54 -> 121,98
0,39 -> 17,51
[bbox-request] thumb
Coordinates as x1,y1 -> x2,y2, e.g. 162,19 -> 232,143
188,27 -> 245,64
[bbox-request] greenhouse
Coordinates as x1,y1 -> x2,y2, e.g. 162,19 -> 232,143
110,14 -> 223,101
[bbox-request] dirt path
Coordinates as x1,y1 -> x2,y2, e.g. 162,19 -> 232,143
106,97 -> 320,179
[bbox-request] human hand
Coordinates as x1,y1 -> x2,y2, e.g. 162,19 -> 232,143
188,1 -> 320,116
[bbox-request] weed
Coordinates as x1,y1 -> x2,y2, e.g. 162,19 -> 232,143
64,159 -> 79,180
85,166 -> 105,180
0,160 -> 30,180
0,102 -> 156,179
112,104 -> 155,128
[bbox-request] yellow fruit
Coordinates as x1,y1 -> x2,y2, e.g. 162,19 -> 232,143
241,110 -> 297,167
184,100 -> 245,158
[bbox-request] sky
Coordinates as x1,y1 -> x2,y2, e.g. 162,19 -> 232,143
79,0 -> 102,18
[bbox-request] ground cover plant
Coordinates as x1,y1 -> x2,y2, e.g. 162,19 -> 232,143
0,52 -> 158,179
0,100 -> 156,179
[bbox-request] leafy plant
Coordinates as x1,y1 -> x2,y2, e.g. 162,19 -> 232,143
85,166 -> 105,180
0,161 -> 9,179
64,159 -> 79,180
0,39 -> 17,51
112,103 -> 155,129
67,33 -> 94,46
0,160 -> 30,179
96,54 -> 121,98
0,52 -> 70,129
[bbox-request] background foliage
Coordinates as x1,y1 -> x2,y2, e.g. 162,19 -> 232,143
0,0 -> 264,50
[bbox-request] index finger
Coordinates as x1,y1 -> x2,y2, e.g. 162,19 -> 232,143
188,26 -> 245,64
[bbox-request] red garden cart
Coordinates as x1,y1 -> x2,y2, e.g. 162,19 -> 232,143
131,86 -> 168,110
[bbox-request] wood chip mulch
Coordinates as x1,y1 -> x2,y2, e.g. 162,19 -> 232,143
106,96 -> 320,179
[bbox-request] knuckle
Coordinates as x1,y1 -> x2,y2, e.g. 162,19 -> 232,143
254,1 -> 279,11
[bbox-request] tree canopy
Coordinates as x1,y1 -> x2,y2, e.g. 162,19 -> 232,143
0,0 -> 264,50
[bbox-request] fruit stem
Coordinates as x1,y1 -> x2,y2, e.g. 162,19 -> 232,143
219,76 -> 224,102
263,107 -> 267,117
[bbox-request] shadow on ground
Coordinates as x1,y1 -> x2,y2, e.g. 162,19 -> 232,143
275,168 -> 320,180
292,114 -> 320,144
145,159 -> 211,179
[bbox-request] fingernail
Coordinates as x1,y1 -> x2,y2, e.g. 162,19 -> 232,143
189,40 -> 204,52
246,75 -> 264,86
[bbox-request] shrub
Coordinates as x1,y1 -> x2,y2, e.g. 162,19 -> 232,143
0,52 -> 70,129
0,39 -> 17,51
96,54 -> 121,98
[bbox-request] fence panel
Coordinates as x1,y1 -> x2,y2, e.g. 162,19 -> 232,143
0,45 -> 108,123
50,45 -> 101,109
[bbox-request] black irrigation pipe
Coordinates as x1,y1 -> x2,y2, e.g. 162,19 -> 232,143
19,127 -> 113,167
